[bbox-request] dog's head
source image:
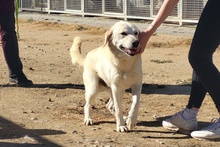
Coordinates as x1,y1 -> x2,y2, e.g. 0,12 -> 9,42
104,21 -> 140,57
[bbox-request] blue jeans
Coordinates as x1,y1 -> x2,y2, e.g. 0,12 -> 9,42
187,0 -> 220,111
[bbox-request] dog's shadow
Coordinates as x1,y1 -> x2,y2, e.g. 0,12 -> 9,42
1,83 -> 191,96
134,83 -> 191,95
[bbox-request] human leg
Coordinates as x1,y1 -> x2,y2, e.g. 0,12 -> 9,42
0,13 -> 33,86
0,13 -> 22,76
187,71 -> 207,109
162,71 -> 206,133
164,0 -> 220,139
188,0 -> 220,112
163,0 -> 220,135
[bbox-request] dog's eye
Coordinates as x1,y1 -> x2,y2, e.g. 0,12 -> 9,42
121,32 -> 127,36
134,32 -> 138,36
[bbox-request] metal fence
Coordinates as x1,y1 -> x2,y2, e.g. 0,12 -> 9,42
19,0 -> 207,25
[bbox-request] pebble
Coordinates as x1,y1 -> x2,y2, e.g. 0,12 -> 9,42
72,130 -> 78,134
23,135 -> 37,142
155,139 -> 164,144
31,117 -> 38,120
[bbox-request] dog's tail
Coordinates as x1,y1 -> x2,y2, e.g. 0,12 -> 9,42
70,36 -> 85,66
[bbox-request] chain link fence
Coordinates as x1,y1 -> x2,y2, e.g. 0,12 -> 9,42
19,0 -> 207,25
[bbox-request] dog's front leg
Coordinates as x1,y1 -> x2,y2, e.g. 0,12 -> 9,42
126,84 -> 142,130
84,89 -> 96,125
111,85 -> 128,132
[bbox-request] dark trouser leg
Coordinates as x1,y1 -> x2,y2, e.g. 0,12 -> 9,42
188,0 -> 220,112
0,12 -> 23,79
187,71 -> 207,109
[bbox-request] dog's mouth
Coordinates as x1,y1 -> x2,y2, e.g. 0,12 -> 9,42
119,45 -> 137,56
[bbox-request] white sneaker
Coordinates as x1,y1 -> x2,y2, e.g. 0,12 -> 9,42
162,109 -> 197,134
191,118 -> 220,141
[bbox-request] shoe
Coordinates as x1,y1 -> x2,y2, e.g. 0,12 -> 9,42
162,109 -> 197,134
9,73 -> 33,87
191,118 -> 220,141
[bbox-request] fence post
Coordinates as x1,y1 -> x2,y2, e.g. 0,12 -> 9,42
124,0 -> 127,20
47,0 -> 50,14
178,0 -> 183,26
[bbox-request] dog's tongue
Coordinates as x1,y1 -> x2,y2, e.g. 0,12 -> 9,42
124,48 -> 136,56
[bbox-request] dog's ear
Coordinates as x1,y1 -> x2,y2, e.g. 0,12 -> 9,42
103,29 -> 112,46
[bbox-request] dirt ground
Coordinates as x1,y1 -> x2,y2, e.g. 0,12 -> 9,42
1,16 -> 220,147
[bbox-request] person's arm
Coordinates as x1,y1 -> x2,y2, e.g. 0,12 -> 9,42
138,0 -> 179,53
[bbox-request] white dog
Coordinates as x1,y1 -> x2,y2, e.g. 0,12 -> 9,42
70,21 -> 142,132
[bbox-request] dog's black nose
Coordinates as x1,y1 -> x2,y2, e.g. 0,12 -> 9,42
132,40 -> 139,48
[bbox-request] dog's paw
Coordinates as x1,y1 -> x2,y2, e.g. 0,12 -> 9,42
84,119 -> 93,125
117,126 -> 128,133
106,106 -> 115,115
106,99 -> 115,115
126,117 -> 137,130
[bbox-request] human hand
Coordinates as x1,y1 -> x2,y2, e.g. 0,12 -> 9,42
136,30 -> 151,54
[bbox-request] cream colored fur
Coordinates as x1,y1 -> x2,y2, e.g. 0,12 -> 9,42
70,21 -> 142,132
